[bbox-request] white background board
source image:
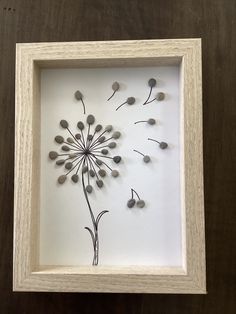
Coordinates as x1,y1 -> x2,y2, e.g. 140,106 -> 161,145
40,66 -> 182,266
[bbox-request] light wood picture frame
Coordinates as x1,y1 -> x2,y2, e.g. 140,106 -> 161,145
14,39 -> 206,293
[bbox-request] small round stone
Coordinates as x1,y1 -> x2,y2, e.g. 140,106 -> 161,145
89,169 -> 95,177
156,92 -> 165,101
148,78 -> 157,87
137,200 -> 145,208
112,131 -> 121,139
71,174 -> 79,183
49,151 -> 58,160
75,133 -> 81,140
98,169 -> 106,177
86,185 -> 93,193
96,159 -> 103,166
111,170 -> 119,177
65,162 -> 73,170
127,97 -> 135,105
69,153 -> 78,158
77,121 -> 84,130
101,149 -> 108,155
143,155 -> 151,163
127,199 -> 136,208
58,175 -> 67,184
55,135 -> 64,144
61,145 -> 70,151
60,120 -> 68,129
75,90 -> 83,100
56,159 -> 65,165
159,142 -> 168,149
112,81 -> 120,91
148,118 -> 156,125
105,125 -> 113,132
98,136 -> 105,143
82,166 -> 88,173
67,137 -> 74,143
96,180 -> 103,188
113,156 -> 122,163
87,134 -> 93,141
87,114 -> 95,125
108,142 -> 116,148
95,124 -> 103,132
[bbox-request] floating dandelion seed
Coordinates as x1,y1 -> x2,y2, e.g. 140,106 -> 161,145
75,90 -> 86,114
116,97 -> 135,111
134,118 -> 156,125
133,149 -> 151,163
48,115 -> 122,266
144,92 -> 165,105
127,188 -> 145,208
148,138 -> 168,149
142,78 -> 157,105
107,81 -> 120,101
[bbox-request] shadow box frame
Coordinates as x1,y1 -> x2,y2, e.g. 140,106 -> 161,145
13,39 -> 206,293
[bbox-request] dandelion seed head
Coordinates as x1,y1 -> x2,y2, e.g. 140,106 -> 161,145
55,135 -> 64,144
148,78 -> 157,88
156,92 -> 165,101
60,120 -> 68,129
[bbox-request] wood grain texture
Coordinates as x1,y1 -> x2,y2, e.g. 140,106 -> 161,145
0,0 -> 235,312
13,39 -> 205,293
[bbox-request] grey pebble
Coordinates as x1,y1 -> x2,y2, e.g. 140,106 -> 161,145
87,134 -> 93,141
127,199 -> 136,208
101,149 -> 108,155
77,121 -> 84,130
98,169 -> 106,177
96,180 -> 103,188
98,136 -> 106,143
82,166 -> 88,173
112,81 -> 120,91
112,131 -> 121,139
86,185 -> 93,193
49,151 -> 58,160
58,175 -> 67,184
105,125 -> 113,132
148,118 -> 156,125
89,169 -> 95,177
69,153 -> 78,158
55,135 -> 64,144
95,124 -> 103,132
156,92 -> 165,101
111,170 -> 119,177
159,142 -> 168,149
87,114 -> 95,125
96,159 -> 103,166
56,159 -> 65,165
71,174 -> 79,183
108,142 -> 116,148
127,97 -> 135,105
65,162 -> 73,170
137,200 -> 145,208
148,78 -> 157,87
67,137 -> 74,143
60,120 -> 68,129
61,145 -> 70,151
113,156 -> 122,163
75,90 -> 83,100
143,155 -> 151,163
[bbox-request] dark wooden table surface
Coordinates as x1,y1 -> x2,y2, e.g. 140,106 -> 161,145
0,0 -> 235,313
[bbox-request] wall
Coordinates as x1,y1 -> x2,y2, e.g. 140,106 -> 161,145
0,0 -> 235,313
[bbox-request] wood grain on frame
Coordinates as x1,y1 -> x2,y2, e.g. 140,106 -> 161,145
14,39 -> 205,293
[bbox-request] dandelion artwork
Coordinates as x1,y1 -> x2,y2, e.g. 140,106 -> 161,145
47,73 -> 171,266
48,115 -> 122,265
